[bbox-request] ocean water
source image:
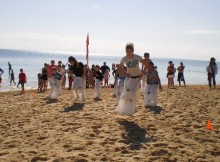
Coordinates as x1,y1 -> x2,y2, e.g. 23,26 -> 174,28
0,49 -> 219,92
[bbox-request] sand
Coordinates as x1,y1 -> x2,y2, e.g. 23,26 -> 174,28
0,85 -> 220,162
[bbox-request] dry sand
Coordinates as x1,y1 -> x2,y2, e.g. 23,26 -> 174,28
0,85 -> 220,162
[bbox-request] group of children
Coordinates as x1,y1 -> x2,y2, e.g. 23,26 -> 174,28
1,43 -> 218,117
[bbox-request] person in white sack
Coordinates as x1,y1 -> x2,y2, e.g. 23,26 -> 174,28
68,56 -> 87,103
115,42 -> 147,116
144,61 -> 162,107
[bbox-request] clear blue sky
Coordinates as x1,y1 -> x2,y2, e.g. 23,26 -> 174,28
0,0 -> 220,60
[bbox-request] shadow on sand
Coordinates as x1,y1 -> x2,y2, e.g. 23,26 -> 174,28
145,105 -> 164,114
118,119 -> 155,150
63,103 -> 85,112
46,99 -> 58,104
93,98 -> 102,102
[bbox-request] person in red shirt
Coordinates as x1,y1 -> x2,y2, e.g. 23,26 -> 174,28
19,69 -> 27,94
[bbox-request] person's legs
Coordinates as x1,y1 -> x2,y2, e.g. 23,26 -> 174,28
208,78 -> 212,88
213,75 -> 216,88
172,79 -> 174,87
17,80 -> 20,87
21,83 -> 25,94
73,78 -> 79,101
144,84 -> 151,106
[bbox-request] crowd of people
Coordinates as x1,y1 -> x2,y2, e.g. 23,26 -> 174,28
0,43 -> 218,115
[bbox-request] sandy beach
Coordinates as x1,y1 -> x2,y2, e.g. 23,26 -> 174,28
0,85 -> 220,161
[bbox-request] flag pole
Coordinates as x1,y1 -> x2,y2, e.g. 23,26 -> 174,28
86,32 -> 89,67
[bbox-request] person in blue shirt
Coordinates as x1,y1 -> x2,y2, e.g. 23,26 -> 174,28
52,67 -> 62,80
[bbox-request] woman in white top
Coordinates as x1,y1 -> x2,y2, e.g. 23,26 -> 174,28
115,42 -> 147,116
206,57 -> 218,88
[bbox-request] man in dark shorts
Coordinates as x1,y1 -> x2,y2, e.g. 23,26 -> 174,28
177,62 -> 186,87
19,69 -> 27,94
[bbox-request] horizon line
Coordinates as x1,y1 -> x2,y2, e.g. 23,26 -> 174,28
0,48 -> 211,62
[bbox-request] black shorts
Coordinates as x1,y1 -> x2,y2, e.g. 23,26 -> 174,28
41,74 -> 48,81
177,73 -> 185,81
21,82 -> 25,87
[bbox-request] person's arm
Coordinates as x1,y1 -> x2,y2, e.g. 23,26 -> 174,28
0,69 -> 4,75
139,59 -> 147,79
156,73 -> 162,90
119,62 -> 128,77
107,66 -> 110,72
206,65 -> 209,73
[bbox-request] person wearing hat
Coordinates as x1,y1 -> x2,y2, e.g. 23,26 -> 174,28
206,57 -> 218,88
167,61 -> 176,88
177,62 -> 186,87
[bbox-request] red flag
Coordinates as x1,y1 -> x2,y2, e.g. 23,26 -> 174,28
86,33 -> 89,65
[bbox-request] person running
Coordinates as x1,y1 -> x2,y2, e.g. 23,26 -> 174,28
167,61 -> 176,88
68,56 -> 87,103
48,67 -> 62,99
0,68 -> 4,85
206,57 -> 218,88
115,42 -> 147,116
177,62 -> 186,87
144,61 -> 162,107
10,70 -> 16,85
18,69 -> 27,94
94,65 -> 103,99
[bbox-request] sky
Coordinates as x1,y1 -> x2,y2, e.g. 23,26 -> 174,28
0,0 -> 220,60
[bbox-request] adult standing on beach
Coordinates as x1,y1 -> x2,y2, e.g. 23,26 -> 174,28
10,70 -> 16,86
141,53 -> 151,93
167,61 -> 176,88
40,63 -> 48,92
206,57 -> 218,88
115,42 -> 147,115
100,62 -> 110,75
68,56 -> 87,102
8,62 -> 12,75
177,62 -> 186,87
